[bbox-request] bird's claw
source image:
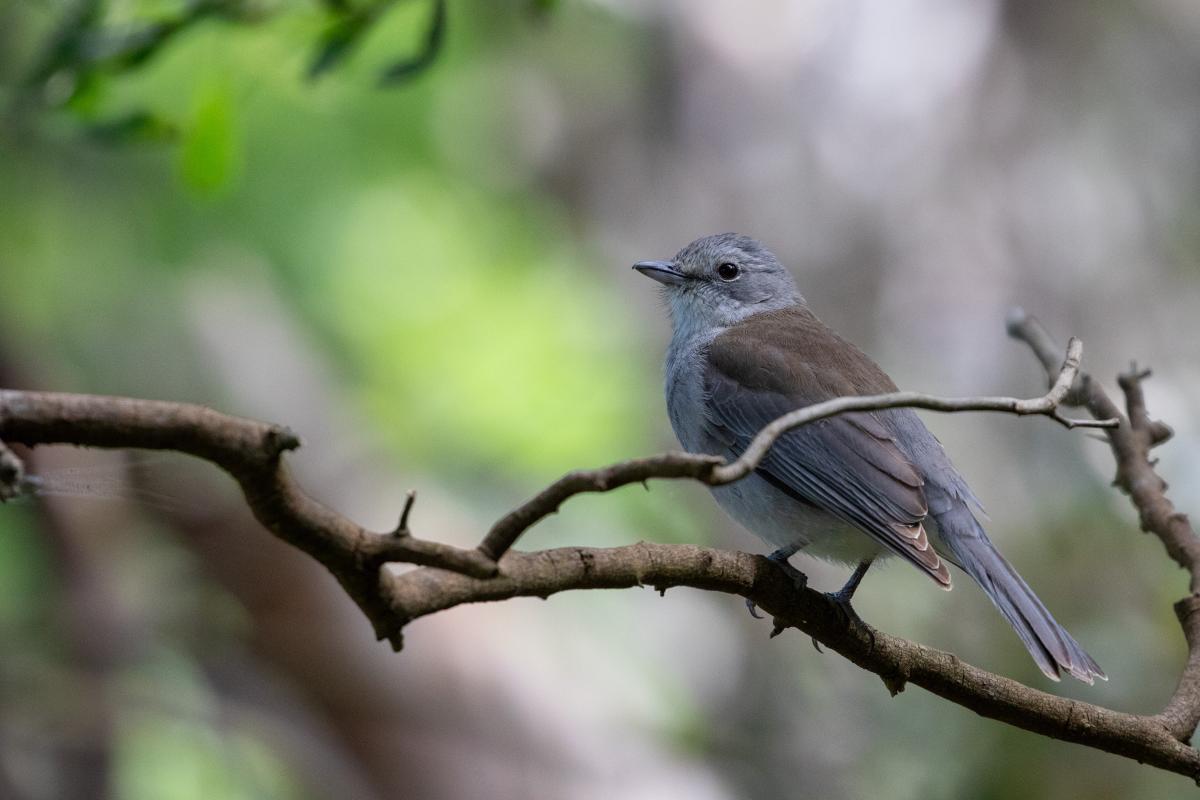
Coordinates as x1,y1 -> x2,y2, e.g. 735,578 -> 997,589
823,590 -> 874,652
746,547 -> 807,620
781,565 -> 809,592
745,597 -> 763,619
826,585 -> 859,608
824,590 -> 863,624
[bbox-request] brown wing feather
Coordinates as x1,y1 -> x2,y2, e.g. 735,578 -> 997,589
705,308 -> 952,588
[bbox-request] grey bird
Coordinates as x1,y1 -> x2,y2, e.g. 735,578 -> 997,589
634,232 -> 1104,684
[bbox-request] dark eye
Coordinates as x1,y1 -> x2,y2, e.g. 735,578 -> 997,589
717,262 -> 740,281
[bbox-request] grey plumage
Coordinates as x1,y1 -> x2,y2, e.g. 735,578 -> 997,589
635,232 -> 1104,684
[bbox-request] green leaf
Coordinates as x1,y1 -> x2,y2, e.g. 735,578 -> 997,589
176,80 -> 239,195
87,110 -> 178,144
378,0 -> 445,85
308,7 -> 379,80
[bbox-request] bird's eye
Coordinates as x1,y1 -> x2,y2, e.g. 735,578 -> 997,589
717,262 -> 740,281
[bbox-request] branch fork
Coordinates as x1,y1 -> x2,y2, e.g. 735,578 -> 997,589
2,316 -> 1199,779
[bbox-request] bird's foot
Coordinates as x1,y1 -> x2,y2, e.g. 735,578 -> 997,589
746,547 -> 807,619
821,559 -> 873,628
826,584 -> 861,607
822,587 -> 874,652
823,589 -> 866,628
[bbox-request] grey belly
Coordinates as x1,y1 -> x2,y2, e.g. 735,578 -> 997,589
709,473 -> 885,566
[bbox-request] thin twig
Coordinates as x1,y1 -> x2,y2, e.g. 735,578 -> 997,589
1006,309 -> 1200,744
396,489 -> 417,535
2,325 -> 1198,780
478,339 -> 1116,561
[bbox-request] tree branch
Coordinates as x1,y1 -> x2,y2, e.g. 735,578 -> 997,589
1006,308 -> 1200,744
477,337 -> 1116,561
0,390 -> 497,624
2,323 -> 1198,781
385,542 -> 1200,777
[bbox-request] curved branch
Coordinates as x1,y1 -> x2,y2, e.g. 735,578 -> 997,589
478,337 -> 1117,561
383,542 -> 1200,778
1006,309 -> 1200,743
1,325 -> 1197,781
0,390 -> 497,626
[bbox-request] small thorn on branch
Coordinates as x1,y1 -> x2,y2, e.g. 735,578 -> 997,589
395,489 -> 417,536
263,425 -> 301,457
881,673 -> 908,697
1050,409 -> 1120,430
1122,361 -> 1152,383
1149,421 -> 1174,446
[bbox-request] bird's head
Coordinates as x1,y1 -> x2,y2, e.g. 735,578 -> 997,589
633,233 -> 800,332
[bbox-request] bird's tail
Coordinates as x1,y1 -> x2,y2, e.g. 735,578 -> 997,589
935,505 -> 1105,684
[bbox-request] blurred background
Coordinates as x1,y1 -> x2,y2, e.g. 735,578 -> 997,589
2,0 -> 1200,797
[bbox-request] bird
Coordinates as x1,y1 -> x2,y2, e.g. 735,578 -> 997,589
633,232 -> 1104,684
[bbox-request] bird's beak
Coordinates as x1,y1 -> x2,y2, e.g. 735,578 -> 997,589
633,260 -> 686,286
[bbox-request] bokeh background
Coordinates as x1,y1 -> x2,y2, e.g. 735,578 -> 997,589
3,0 -> 1200,797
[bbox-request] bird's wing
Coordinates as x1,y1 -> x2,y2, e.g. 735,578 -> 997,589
704,329 -> 952,587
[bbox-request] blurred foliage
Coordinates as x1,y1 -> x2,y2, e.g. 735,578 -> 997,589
10,0 -> 464,145
2,1 -> 1199,798
177,78 -> 238,192
0,508 -> 49,625
320,175 -> 644,471
0,2 -> 691,797
113,648 -> 302,800
0,0 -> 655,477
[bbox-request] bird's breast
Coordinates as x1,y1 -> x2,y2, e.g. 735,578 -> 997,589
663,336 -> 713,454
